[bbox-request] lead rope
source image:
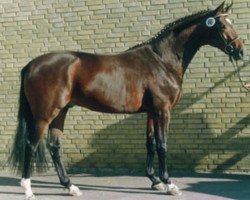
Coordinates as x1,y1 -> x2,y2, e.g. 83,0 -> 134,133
230,57 -> 250,91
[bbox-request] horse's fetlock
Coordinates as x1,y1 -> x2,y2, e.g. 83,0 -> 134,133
60,178 -> 71,188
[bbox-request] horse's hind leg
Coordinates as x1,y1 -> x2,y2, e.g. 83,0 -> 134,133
21,141 -> 35,200
47,107 -> 82,196
21,120 -> 48,200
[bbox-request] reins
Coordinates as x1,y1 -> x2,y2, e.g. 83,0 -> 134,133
230,58 -> 250,91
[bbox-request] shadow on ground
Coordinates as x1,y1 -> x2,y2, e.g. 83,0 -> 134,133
1,172 -> 250,199
181,173 -> 250,199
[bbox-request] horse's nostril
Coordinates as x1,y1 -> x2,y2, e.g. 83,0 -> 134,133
236,48 -> 244,59
231,48 -> 244,60
239,49 -> 244,57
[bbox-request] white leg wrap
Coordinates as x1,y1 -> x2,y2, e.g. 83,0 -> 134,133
21,178 -> 36,200
69,184 -> 82,196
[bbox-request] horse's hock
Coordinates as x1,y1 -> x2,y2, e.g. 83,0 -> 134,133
1,0 -> 250,175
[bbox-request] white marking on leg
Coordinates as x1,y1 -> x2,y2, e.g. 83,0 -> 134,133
151,182 -> 167,192
21,178 -> 36,199
166,183 -> 182,196
69,184 -> 82,196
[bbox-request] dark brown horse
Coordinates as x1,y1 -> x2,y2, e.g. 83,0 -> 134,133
9,2 -> 244,199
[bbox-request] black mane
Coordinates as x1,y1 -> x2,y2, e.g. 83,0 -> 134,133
129,9 -> 214,50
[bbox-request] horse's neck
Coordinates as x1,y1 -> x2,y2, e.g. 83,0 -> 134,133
157,24 -> 203,78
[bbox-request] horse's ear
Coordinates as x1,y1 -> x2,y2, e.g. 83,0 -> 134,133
214,1 -> 225,15
224,2 -> 233,13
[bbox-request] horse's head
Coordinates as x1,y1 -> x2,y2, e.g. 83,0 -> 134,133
204,1 -> 244,61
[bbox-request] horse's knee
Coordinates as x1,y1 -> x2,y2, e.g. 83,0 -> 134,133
156,143 -> 167,156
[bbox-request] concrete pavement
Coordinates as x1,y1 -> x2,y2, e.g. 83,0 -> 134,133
0,171 -> 250,200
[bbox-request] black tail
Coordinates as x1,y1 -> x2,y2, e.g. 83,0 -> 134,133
9,65 -> 47,174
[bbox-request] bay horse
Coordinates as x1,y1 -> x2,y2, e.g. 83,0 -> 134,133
9,2 -> 244,199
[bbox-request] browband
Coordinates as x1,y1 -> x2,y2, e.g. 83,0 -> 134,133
215,13 -> 229,18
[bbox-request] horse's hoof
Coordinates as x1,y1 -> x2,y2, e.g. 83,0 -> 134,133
25,194 -> 37,200
69,185 -> 82,196
151,182 -> 167,192
166,183 -> 182,196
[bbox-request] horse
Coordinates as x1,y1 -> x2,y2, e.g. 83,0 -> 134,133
9,2 -> 244,199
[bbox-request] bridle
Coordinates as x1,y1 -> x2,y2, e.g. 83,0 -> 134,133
215,15 -> 246,88
214,14 -> 241,57
206,14 -> 248,90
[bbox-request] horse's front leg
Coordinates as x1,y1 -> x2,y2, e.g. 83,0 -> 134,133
153,109 -> 182,196
145,113 -> 163,190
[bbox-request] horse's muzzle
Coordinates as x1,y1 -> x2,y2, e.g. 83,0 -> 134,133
233,47 -> 244,60
227,46 -> 244,61
224,36 -> 244,61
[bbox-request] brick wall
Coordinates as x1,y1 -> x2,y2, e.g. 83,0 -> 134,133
0,0 -> 250,173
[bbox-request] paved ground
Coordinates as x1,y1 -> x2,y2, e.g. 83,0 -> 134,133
0,171 -> 250,200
